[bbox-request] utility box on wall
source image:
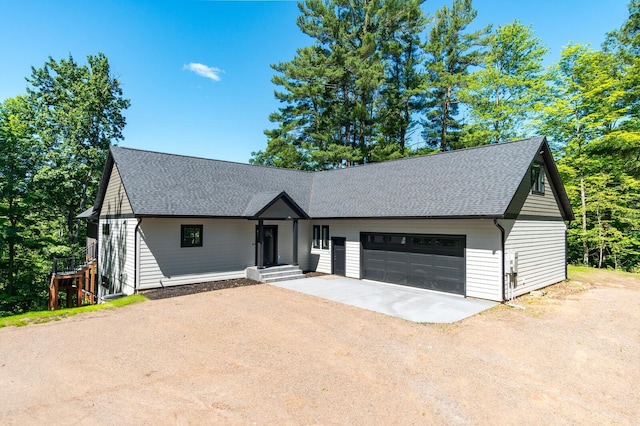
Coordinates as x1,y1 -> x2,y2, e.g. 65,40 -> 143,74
507,252 -> 518,275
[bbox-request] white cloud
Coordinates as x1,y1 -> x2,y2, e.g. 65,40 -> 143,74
183,63 -> 223,81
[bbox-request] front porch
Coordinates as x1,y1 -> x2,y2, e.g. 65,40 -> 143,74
252,190 -> 309,271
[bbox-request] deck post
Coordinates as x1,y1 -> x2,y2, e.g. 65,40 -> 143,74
89,263 -> 96,304
76,275 -> 82,307
49,275 -> 58,310
292,219 -> 298,266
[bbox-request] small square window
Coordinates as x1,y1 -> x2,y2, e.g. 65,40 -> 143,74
312,225 -> 320,249
102,224 -> 110,236
181,225 -> 203,247
321,225 -> 330,249
531,163 -> 545,195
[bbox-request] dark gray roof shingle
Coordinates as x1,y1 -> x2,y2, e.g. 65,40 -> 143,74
110,148 -> 314,217
101,137 -> 571,220
309,137 -> 544,218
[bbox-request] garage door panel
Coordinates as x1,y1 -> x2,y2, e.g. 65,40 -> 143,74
361,233 -> 465,295
384,252 -> 408,284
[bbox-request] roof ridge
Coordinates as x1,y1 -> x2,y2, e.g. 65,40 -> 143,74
112,136 -> 544,176
314,136 -> 545,173
111,145 -> 314,174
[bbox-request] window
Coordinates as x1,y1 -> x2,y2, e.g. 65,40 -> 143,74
321,225 -> 330,249
312,225 -> 320,249
181,225 -> 203,247
313,225 -> 330,249
532,163 -> 545,194
102,223 -> 110,236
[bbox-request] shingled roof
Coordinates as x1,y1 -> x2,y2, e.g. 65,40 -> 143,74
93,137 -> 574,220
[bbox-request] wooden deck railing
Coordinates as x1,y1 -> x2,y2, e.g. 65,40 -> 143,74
48,243 -> 98,310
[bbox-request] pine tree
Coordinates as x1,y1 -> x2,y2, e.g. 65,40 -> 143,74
253,0 -> 426,169
422,0 -> 489,151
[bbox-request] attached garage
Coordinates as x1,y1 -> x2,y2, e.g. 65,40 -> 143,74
361,232 -> 466,295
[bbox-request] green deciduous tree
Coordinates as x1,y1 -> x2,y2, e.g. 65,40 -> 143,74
0,53 -> 130,316
27,53 -> 130,245
541,44 -> 639,269
0,96 -> 43,313
461,20 -> 547,145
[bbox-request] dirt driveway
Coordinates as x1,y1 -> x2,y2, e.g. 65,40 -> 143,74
1,271 -> 639,425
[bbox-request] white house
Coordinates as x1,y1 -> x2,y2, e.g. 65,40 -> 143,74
80,136 -> 574,302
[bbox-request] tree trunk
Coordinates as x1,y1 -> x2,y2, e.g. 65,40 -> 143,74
441,87 -> 451,152
597,210 -> 603,268
7,197 -> 15,296
580,173 -> 588,265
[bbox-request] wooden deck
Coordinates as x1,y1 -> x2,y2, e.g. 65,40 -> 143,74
48,260 -> 97,310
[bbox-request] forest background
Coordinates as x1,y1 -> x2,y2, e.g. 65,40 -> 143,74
1,0 -> 639,316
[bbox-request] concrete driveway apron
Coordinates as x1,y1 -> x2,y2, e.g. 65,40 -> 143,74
270,275 -> 498,323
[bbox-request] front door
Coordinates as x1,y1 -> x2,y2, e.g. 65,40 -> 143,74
256,225 -> 278,266
332,237 -> 346,276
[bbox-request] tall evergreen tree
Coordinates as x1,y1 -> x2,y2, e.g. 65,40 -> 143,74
375,0 -> 426,156
252,0 -> 426,169
461,20 -> 547,145
422,0 -> 489,151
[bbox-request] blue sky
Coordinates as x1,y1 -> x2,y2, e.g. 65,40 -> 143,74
0,0 -> 630,163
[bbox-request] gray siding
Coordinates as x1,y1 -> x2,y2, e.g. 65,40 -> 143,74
101,165 -> 133,217
138,218 -> 254,289
309,219 -> 503,301
137,218 -> 311,289
98,218 -> 136,296
519,168 -> 562,217
502,219 -> 567,297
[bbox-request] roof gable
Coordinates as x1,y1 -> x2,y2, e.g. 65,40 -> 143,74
245,191 -> 309,219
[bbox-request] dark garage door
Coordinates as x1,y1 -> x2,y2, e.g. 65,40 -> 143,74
361,233 -> 465,295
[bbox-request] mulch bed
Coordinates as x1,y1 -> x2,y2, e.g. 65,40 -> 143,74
141,278 -> 261,300
140,271 -> 328,300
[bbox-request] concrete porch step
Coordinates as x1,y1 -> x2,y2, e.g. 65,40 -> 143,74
246,265 -> 305,283
262,273 -> 306,283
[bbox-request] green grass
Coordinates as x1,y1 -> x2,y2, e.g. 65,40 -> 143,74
0,294 -> 147,328
568,264 -> 640,281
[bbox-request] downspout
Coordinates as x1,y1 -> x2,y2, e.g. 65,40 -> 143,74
133,218 -> 142,293
565,220 -> 571,280
493,218 -> 506,302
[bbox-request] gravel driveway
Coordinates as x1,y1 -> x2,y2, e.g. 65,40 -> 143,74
1,274 -> 638,425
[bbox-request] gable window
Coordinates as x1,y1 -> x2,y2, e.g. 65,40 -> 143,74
312,225 -> 320,249
531,163 -> 545,195
102,223 -> 110,236
321,225 -> 330,249
181,225 -> 203,247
